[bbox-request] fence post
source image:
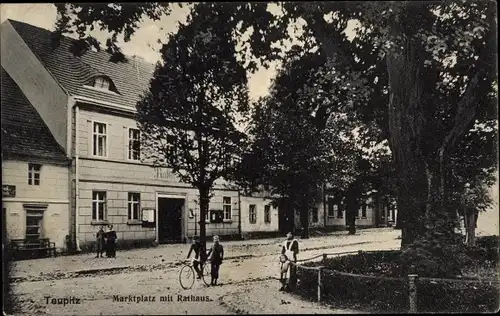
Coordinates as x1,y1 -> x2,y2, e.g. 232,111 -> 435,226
317,266 -> 324,302
408,274 -> 418,313
322,254 -> 327,263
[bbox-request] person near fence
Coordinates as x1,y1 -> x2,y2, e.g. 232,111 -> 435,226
105,225 -> 117,258
280,232 -> 299,292
207,235 -> 224,286
95,225 -> 105,258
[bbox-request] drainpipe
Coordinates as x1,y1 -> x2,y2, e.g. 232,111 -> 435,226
66,98 -> 73,252
75,103 -> 81,252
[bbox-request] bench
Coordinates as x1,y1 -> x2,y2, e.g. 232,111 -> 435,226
10,238 -> 57,260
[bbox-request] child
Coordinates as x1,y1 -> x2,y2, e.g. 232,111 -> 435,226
207,235 -> 224,286
95,226 -> 105,258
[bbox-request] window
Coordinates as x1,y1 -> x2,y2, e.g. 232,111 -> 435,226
25,209 -> 44,240
128,193 -> 140,220
361,202 -> 367,218
128,128 -> 141,160
337,204 -> 343,218
92,191 -> 107,221
312,207 -> 319,223
223,196 -> 232,220
249,204 -> 257,224
28,163 -> 41,185
327,197 -> 335,217
94,76 -> 111,90
264,205 -> 271,223
93,122 -> 107,157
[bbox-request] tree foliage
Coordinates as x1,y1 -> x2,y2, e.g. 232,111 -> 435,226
136,5 -> 249,246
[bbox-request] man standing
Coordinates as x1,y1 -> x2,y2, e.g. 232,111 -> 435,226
207,235 -> 224,286
186,236 -> 205,279
95,225 -> 105,258
280,232 -> 299,291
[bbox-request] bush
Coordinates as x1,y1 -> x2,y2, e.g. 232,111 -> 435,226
417,278 -> 499,313
296,250 -> 500,313
466,236 -> 499,262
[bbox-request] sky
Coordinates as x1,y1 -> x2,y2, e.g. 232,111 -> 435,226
0,3 -> 280,101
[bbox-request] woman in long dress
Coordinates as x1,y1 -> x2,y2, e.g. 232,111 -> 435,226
105,225 -> 117,258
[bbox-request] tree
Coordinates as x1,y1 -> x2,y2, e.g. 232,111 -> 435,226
53,1 -> 497,251
449,122 -> 498,246
230,50 -> 363,238
136,7 -> 249,248
266,1 -> 497,249
240,95 -> 359,238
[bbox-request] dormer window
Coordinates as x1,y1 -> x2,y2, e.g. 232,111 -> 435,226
94,76 -> 111,90
85,76 -> 119,94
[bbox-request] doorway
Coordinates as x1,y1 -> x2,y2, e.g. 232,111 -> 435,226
157,197 -> 184,244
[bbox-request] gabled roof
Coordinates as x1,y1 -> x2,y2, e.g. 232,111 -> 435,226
7,19 -> 156,109
1,67 -> 68,163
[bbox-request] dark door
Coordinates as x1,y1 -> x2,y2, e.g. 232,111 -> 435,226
158,198 -> 184,244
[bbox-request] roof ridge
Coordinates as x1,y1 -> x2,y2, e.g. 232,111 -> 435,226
6,18 -> 156,109
6,18 -> 156,68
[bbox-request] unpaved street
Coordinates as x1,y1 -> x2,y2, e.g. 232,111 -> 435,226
8,229 -> 400,315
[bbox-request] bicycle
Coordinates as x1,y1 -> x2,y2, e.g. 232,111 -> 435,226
178,258 -> 211,290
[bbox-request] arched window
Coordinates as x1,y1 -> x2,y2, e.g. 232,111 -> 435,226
94,76 -> 111,90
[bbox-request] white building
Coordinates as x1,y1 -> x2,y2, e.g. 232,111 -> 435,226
2,67 -> 71,252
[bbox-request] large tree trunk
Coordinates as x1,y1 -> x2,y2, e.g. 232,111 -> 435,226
465,207 -> 477,247
466,211 -> 476,247
345,186 -> 358,235
281,199 -> 295,235
198,186 -> 210,249
347,212 -> 356,235
386,28 -> 431,248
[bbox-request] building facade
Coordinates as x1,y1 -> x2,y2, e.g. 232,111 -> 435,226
240,195 -> 279,238
325,190 -> 397,228
73,103 -> 241,250
1,19 -> 241,251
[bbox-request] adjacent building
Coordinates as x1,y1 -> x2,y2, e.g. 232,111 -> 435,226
240,194 -> 280,238
325,190 -> 397,229
1,68 -> 71,251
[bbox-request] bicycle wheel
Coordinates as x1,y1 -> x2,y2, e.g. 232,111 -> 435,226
201,262 -> 211,286
179,265 -> 195,290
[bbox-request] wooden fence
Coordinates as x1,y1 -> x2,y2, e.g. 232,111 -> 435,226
291,250 -> 499,313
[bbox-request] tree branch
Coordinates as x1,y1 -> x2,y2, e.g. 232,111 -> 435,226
439,71 -> 481,155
